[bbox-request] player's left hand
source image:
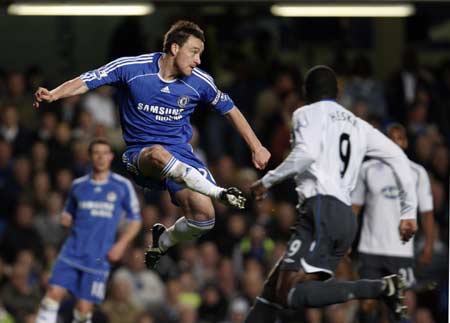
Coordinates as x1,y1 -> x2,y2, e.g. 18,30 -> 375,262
252,146 -> 271,170
251,180 -> 268,201
108,242 -> 127,262
399,219 -> 417,243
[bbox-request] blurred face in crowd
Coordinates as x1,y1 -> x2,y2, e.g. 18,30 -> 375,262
55,123 -> 72,144
40,112 -> 57,132
13,157 -> 31,185
173,35 -> 203,77
55,168 -> 73,192
33,171 -> 50,194
388,127 -> 408,150
32,141 -> 48,163
16,204 -> 34,227
7,72 -> 26,97
89,143 -> 113,173
47,192 -> 63,214
2,105 -> 19,128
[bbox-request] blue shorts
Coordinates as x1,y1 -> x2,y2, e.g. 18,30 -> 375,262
122,144 -> 216,204
49,258 -> 109,304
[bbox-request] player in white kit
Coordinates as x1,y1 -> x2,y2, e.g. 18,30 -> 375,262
246,66 -> 418,322
352,123 -> 434,322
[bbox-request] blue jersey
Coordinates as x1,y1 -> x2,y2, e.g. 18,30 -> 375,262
59,172 -> 141,272
80,52 -> 234,147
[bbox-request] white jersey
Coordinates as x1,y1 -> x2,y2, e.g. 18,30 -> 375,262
261,100 -> 417,220
352,159 -> 433,257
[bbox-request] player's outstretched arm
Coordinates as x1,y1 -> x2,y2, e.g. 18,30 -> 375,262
33,77 -> 89,108
225,106 -> 270,170
365,125 -> 418,220
108,220 -> 142,262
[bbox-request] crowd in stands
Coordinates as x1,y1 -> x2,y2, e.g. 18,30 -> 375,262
0,47 -> 448,323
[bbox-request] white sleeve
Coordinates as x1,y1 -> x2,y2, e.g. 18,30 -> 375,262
364,123 -> 417,220
261,109 -> 318,188
417,166 -> 433,213
351,168 -> 366,206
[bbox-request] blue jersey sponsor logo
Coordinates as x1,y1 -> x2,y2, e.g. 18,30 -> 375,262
81,52 -> 234,146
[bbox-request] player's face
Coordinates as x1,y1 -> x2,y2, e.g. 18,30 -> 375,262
388,128 -> 408,150
90,144 -> 114,172
174,35 -> 204,76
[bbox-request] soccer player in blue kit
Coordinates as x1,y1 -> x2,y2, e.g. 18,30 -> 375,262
33,20 -> 271,269
35,138 -> 142,323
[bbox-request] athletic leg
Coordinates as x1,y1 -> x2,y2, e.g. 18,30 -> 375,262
36,285 -> 66,323
145,189 -> 217,269
138,145 -> 244,208
72,299 -> 94,323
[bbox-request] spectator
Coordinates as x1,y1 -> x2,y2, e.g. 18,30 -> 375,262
0,264 -> 41,321
0,105 -> 32,157
0,201 -> 43,264
114,246 -> 165,309
101,272 -> 142,323
33,192 -> 66,248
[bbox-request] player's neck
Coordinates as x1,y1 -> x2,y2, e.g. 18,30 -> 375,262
159,54 -> 179,81
91,170 -> 110,182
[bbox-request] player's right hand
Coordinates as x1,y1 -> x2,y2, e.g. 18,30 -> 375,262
33,87 -> 55,108
399,219 -> 417,243
252,146 -> 271,170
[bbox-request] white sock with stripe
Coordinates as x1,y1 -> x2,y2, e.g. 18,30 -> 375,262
72,309 -> 92,323
162,157 -> 223,199
159,216 -> 215,251
36,297 -> 60,323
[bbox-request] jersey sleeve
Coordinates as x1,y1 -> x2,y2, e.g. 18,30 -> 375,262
80,57 -> 130,90
417,166 -> 434,213
363,122 -> 417,220
261,108 -> 318,188
121,179 -> 141,221
63,184 -> 77,217
351,168 -> 366,206
195,69 -> 234,114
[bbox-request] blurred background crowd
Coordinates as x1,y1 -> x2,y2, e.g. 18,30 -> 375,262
0,7 -> 449,323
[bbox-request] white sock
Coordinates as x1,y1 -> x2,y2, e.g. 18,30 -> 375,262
72,309 -> 92,323
159,217 -> 215,251
162,157 -> 224,199
36,297 -> 60,323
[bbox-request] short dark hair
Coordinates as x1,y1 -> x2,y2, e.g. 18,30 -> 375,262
163,20 -> 205,53
386,122 -> 406,135
88,137 -> 112,155
304,65 -> 338,103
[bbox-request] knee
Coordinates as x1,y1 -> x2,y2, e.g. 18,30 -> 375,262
46,286 -> 65,303
275,271 -> 311,306
197,206 -> 215,221
188,200 -> 215,222
140,145 -> 169,167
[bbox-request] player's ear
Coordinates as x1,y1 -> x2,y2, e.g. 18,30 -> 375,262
170,43 -> 179,56
108,151 -> 114,162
